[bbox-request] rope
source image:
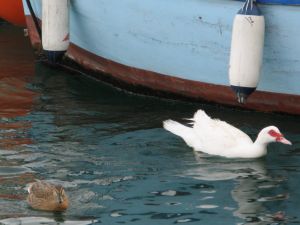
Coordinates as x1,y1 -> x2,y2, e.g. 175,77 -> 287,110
242,0 -> 254,11
25,0 -> 42,40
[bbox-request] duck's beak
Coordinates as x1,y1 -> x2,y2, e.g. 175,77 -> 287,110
58,195 -> 63,204
278,137 -> 292,145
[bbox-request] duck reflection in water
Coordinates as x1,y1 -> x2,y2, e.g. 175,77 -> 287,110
183,152 -> 287,224
27,180 -> 69,212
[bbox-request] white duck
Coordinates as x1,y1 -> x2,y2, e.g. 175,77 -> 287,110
163,110 -> 291,158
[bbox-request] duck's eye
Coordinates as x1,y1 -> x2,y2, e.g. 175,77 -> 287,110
268,129 -> 282,138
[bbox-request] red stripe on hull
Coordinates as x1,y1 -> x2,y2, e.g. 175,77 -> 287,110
25,16 -> 300,115
25,16 -> 41,50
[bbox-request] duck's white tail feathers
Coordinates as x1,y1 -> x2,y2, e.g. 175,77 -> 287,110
193,109 -> 211,122
163,119 -> 198,148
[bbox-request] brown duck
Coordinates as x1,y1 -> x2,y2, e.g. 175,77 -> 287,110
27,180 -> 69,211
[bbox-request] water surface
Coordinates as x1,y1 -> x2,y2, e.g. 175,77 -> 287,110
1,22 -> 300,225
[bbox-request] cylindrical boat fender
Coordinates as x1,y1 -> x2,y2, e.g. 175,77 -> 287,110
229,0 -> 265,104
42,0 -> 69,64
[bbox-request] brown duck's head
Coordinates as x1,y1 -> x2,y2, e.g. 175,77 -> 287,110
54,185 -> 68,205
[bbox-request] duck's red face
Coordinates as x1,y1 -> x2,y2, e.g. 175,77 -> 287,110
268,129 -> 292,145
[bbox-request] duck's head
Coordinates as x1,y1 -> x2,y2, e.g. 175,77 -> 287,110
54,185 -> 68,205
256,126 -> 292,145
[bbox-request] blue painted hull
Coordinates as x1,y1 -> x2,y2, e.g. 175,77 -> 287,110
242,0 -> 300,4
22,0 -> 300,113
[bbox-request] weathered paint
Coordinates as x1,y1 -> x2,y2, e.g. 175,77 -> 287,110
22,0 -> 300,114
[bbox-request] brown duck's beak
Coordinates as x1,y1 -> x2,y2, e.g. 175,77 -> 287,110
58,194 -> 63,204
278,136 -> 292,145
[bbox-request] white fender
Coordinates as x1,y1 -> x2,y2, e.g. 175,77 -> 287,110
229,2 -> 265,103
42,0 -> 69,61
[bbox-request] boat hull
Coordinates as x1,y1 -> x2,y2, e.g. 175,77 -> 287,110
22,0 -> 300,115
0,0 -> 25,26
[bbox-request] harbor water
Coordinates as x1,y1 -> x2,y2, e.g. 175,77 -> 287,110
1,22 -> 300,225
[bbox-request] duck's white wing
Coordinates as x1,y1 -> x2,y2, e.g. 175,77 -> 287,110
191,110 -> 253,152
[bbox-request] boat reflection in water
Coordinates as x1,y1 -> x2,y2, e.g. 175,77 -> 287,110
0,22 -> 100,224
0,20 -> 35,147
0,21 -> 37,208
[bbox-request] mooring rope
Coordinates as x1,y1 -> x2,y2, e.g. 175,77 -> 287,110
25,0 -> 42,40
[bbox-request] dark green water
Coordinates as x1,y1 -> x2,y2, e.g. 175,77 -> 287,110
1,23 -> 300,225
